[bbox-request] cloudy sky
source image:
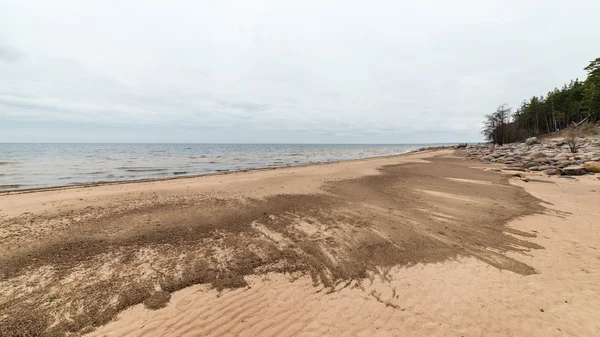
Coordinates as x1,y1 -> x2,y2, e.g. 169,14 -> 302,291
1,0 -> 599,143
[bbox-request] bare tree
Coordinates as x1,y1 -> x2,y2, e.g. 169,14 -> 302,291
565,127 -> 579,153
565,118 -> 588,153
482,104 -> 511,145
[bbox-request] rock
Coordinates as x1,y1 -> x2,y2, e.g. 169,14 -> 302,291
531,165 -> 554,171
484,168 -> 502,172
526,137 -> 540,145
491,153 -> 503,158
556,160 -> 573,168
524,162 -> 542,169
543,168 -> 562,176
583,162 -> 600,173
531,152 -> 547,159
562,165 -> 587,176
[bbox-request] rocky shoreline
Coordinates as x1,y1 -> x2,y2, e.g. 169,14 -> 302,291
455,137 -> 600,177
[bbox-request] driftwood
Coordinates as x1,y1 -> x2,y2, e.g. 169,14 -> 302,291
571,118 -> 588,127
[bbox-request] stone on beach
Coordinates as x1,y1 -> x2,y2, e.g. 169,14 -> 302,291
460,134 -> 599,176
562,166 -> 587,176
524,162 -> 542,169
530,165 -> 554,172
583,162 -> 600,173
543,168 -> 562,176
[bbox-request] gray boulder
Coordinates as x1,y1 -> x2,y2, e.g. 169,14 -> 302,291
524,162 -> 542,169
543,168 -> 562,176
562,165 -> 587,176
531,165 -> 554,171
556,160 -> 573,168
526,137 -> 540,145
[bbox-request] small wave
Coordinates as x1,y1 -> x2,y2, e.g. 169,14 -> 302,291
0,184 -> 23,190
85,171 -> 106,175
116,166 -> 168,172
0,162 -> 20,165
173,171 -> 188,175
125,169 -> 168,172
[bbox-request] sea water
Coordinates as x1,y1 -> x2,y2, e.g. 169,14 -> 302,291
0,143 -> 442,191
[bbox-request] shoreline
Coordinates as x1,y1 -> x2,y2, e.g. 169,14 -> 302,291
0,147 -> 451,196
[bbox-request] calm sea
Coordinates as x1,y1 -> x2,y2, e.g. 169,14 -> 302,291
0,143 -> 440,191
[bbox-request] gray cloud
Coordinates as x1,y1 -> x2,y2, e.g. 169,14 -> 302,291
1,0 -> 600,143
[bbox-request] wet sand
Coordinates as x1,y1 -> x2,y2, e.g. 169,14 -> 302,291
1,150 -> 599,336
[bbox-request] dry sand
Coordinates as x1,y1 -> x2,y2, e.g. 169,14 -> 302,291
1,150 -> 599,336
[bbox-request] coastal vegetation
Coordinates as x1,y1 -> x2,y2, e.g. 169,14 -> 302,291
483,57 -> 600,144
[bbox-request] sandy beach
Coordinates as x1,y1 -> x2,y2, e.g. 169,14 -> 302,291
1,149 -> 599,336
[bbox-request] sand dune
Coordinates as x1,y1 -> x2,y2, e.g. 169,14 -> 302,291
1,150 -> 599,336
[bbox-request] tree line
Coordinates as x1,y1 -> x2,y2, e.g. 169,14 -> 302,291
483,57 -> 600,145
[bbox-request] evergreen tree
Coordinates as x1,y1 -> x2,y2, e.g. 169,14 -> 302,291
483,56 -> 599,142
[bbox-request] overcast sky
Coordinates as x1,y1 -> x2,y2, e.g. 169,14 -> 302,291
1,0 -> 599,143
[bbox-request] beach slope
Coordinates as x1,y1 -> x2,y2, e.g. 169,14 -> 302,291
1,149 -> 599,336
